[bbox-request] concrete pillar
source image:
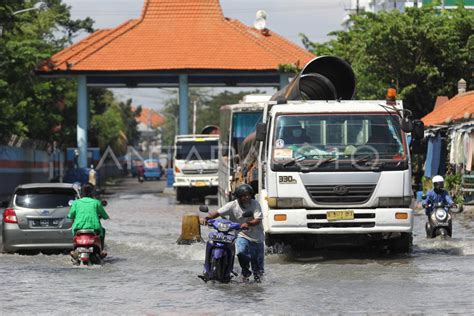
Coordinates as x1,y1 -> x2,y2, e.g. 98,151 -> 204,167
179,74 -> 189,135
77,76 -> 88,168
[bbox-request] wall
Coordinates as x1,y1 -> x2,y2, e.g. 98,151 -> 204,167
0,145 -> 63,200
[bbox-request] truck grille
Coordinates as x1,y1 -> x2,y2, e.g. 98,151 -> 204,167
305,184 -> 376,204
181,169 -> 218,175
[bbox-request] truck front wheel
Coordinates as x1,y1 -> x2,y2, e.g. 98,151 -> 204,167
389,233 -> 413,254
176,187 -> 188,203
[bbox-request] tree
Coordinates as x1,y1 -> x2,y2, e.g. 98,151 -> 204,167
0,1 -> 140,156
0,0 -> 94,140
300,5 -> 474,118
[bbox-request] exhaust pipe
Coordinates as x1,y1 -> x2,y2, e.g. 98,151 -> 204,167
271,56 -> 356,102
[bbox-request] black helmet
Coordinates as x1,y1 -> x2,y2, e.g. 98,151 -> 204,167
234,184 -> 254,198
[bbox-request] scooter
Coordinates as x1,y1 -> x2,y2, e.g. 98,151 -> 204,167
198,205 -> 241,283
71,229 -> 105,265
70,200 -> 108,266
424,201 -> 453,238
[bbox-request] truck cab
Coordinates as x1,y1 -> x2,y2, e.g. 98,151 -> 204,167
173,134 -> 219,203
258,100 -> 414,252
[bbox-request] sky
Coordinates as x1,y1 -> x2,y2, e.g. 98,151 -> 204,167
63,0 -> 351,110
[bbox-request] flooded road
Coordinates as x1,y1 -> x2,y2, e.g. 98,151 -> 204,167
1,178 -> 473,314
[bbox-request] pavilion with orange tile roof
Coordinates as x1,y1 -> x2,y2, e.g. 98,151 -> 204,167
37,0 -> 314,167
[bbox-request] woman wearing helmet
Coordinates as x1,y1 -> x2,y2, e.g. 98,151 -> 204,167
202,183 -> 264,282
422,175 -> 456,216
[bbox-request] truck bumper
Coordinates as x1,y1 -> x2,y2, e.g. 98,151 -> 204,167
173,176 -> 218,188
266,208 -> 413,234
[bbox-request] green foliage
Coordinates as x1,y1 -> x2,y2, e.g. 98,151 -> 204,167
91,104 -> 126,155
445,174 -> 464,204
300,6 -> 474,119
422,176 -> 433,193
0,0 -> 95,141
0,1 -> 139,154
278,63 -> 300,74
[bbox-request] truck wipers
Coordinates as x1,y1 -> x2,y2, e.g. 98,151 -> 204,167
283,155 -> 306,167
354,154 -> 373,164
300,156 -> 337,173
351,154 -> 386,170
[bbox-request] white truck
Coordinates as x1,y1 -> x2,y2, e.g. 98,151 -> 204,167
217,95 -> 269,206
173,134 -> 219,203
248,56 -> 424,252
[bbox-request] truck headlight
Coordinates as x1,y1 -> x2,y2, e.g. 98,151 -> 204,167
378,196 -> 412,208
267,197 -> 303,208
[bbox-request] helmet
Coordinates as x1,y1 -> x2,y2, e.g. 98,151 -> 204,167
432,175 -> 444,184
234,184 -> 254,198
432,175 -> 444,192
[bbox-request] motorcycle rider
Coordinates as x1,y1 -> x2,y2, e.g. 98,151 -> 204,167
68,183 -> 110,258
202,184 -> 264,282
422,175 -> 456,216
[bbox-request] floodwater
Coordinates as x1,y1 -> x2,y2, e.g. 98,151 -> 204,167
1,178 -> 473,314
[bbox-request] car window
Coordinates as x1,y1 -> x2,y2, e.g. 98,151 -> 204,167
14,188 -> 78,209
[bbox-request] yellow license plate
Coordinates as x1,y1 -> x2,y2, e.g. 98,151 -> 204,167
193,181 -> 207,187
327,210 -> 354,221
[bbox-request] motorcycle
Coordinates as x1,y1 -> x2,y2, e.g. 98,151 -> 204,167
70,200 -> 108,266
424,201 -> 453,238
71,229 -> 105,265
198,205 -> 242,283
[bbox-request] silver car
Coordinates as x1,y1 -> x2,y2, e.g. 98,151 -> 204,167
2,183 -> 80,253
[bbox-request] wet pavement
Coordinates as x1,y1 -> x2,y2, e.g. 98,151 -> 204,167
1,177 -> 473,314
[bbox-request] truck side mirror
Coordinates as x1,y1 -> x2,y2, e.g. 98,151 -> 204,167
412,120 -> 424,140
401,117 -> 414,133
255,123 -> 267,142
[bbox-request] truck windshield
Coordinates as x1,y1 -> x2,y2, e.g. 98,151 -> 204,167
232,112 -> 263,154
272,113 -> 406,163
176,140 -> 218,161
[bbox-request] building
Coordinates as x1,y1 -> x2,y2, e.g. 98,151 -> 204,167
136,108 -> 166,154
421,80 -> 474,192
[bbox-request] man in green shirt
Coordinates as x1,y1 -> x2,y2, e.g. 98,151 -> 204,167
68,183 -> 110,257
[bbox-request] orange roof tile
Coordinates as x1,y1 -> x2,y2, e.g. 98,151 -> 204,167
38,0 -> 314,73
137,107 -> 166,128
422,91 -> 474,126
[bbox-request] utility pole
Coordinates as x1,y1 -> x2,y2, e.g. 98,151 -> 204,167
356,0 -> 360,14
192,100 -> 197,134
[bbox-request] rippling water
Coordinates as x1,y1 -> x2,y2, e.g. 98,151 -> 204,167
1,183 -> 473,314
